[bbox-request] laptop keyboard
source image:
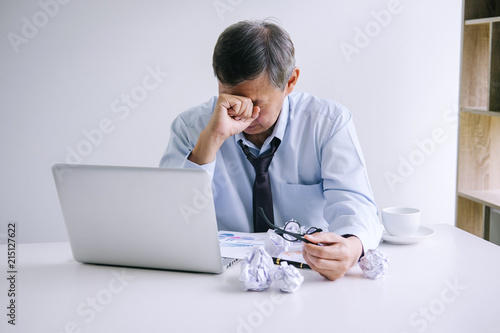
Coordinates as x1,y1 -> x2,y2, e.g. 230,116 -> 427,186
222,257 -> 239,268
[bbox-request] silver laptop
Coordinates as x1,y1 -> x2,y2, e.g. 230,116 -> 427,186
52,164 -> 238,274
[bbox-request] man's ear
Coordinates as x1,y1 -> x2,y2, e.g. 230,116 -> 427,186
285,67 -> 300,94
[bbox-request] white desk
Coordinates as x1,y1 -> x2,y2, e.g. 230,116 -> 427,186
1,224 -> 500,333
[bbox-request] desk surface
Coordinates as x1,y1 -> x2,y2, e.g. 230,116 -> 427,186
1,224 -> 500,333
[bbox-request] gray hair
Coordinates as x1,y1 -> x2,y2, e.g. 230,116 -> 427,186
212,19 -> 296,90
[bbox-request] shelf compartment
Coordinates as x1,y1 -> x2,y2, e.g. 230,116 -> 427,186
490,22 -> 500,110
457,112 -> 500,192
456,196 -> 485,237
464,0 -> 500,20
458,189 -> 500,211
461,106 -> 500,116
460,23 -> 491,109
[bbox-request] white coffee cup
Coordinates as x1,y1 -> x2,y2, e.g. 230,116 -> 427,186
382,207 -> 421,237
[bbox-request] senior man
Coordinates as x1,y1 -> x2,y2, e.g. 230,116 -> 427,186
160,20 -> 382,280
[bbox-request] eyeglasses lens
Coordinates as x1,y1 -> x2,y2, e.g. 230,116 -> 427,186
283,220 -> 300,241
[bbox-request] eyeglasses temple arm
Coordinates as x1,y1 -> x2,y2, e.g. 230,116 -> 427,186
257,207 -> 276,230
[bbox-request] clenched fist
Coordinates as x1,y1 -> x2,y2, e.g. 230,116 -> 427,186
206,93 -> 261,141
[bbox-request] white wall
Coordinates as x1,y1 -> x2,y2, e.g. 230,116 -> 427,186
0,0 -> 462,243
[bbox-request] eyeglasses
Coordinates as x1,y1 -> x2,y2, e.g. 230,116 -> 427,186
257,207 -> 322,243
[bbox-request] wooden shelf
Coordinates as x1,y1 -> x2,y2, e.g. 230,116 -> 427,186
457,0 -> 500,240
458,189 -> 500,211
461,107 -> 500,116
466,17 -> 500,25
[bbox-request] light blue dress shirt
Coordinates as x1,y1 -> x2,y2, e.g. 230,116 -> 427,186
160,92 -> 383,250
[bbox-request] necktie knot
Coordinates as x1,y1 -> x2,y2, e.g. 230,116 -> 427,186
249,155 -> 273,175
239,137 -> 281,175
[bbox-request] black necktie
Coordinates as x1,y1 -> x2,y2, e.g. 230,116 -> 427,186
239,137 -> 281,232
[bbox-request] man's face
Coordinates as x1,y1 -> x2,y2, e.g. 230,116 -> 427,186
218,74 -> 289,137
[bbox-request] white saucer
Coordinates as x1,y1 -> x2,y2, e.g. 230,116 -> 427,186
382,226 -> 434,245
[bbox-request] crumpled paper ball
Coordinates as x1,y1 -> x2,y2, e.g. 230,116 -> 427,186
358,249 -> 389,279
264,229 -> 290,257
239,246 -> 275,291
274,261 -> 304,293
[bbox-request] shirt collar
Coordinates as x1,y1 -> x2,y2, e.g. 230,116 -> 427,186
235,95 -> 289,153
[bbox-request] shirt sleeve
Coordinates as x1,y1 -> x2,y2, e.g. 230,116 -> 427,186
321,109 -> 383,251
159,114 -> 216,180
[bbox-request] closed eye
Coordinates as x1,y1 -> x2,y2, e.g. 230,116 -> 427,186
252,100 -> 268,108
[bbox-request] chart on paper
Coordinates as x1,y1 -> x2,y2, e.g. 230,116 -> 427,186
218,231 -> 267,259
218,231 -> 307,264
